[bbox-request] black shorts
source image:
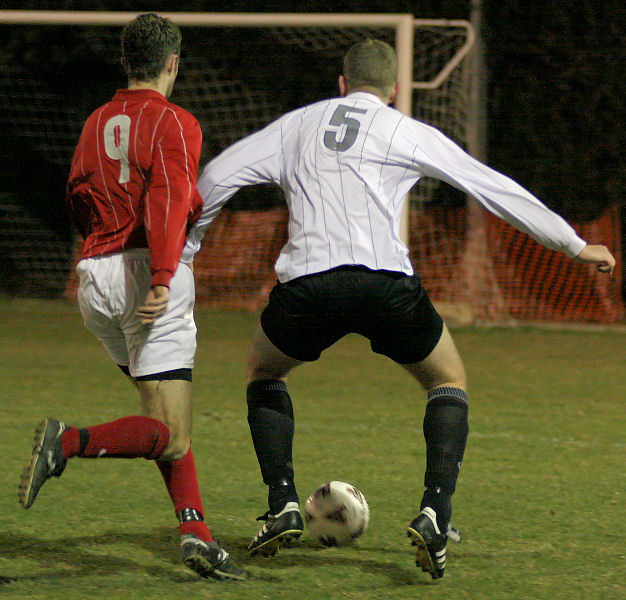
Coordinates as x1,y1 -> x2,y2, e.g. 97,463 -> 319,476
260,266 -> 444,364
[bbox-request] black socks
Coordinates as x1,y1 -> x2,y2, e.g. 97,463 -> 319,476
247,380 -> 469,524
267,478 -> 298,515
421,386 -> 469,530
421,487 -> 453,532
247,379 -> 299,513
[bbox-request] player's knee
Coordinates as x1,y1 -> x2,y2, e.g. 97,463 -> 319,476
159,434 -> 191,461
403,357 -> 467,393
142,418 -> 171,460
156,420 -> 191,461
431,367 -> 467,393
424,347 -> 467,391
247,350 -> 278,381
444,365 -> 467,390
248,365 -> 283,382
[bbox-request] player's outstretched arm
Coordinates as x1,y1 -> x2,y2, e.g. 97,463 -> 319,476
574,244 -> 616,274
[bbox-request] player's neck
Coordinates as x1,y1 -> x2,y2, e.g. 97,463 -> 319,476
343,85 -> 391,105
127,77 -> 170,98
346,88 -> 389,104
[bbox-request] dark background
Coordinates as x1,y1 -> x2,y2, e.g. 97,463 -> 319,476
0,0 -> 623,296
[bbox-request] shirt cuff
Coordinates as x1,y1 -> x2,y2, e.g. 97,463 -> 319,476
560,236 -> 587,259
150,269 -> 173,288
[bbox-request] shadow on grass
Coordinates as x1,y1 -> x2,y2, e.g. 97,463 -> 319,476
0,528 -> 430,587
0,527 -> 194,584
248,538 -> 429,586
218,535 -> 430,585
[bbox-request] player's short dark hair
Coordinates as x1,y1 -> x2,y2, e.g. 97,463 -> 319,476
121,13 -> 182,82
343,39 -> 397,96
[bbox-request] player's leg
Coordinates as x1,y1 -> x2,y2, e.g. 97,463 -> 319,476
18,413 -> 172,507
246,276 -> 341,557
135,373 -> 245,581
402,324 -> 468,496
246,323 -> 305,557
119,363 -> 214,547
19,371 -> 244,580
364,271 -> 467,579
402,324 -> 468,580
401,323 -> 468,529
138,374 -> 211,543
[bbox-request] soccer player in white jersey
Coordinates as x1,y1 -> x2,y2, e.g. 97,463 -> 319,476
184,39 -> 615,579
18,13 -> 245,582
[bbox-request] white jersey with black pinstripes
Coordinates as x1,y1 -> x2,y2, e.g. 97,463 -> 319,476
184,91 -> 586,282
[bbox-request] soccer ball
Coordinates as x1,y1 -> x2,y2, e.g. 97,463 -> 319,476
304,481 -> 370,546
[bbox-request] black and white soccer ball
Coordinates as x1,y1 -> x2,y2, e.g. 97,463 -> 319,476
304,481 -> 370,546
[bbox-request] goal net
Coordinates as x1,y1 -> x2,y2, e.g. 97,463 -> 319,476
0,11 -> 622,323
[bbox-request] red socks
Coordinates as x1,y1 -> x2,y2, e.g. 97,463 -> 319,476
60,417 -> 213,542
61,416 -> 170,459
158,449 -> 213,542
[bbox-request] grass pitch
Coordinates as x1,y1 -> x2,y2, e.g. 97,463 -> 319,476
0,298 -> 624,600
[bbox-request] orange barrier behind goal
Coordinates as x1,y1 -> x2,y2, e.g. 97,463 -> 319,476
410,204 -> 623,324
65,205 -> 623,325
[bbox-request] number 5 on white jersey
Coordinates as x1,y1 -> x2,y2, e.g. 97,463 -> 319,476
104,114 -> 131,184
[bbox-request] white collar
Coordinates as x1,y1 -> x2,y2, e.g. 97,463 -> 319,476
343,91 -> 387,106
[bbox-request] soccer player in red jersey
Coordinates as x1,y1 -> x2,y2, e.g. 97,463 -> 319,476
18,13 -> 245,581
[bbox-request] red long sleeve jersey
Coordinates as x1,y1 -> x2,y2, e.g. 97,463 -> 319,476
67,89 -> 203,288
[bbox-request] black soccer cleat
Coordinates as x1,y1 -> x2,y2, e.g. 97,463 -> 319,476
180,534 -> 248,581
407,507 -> 448,579
18,418 -> 68,509
248,501 -> 303,557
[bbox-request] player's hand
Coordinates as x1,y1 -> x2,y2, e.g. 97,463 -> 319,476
574,244 -> 616,274
136,285 -> 170,324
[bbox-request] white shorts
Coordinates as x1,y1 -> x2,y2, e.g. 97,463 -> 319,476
76,249 -> 196,378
